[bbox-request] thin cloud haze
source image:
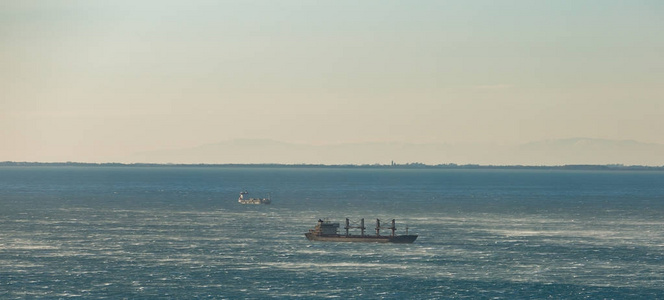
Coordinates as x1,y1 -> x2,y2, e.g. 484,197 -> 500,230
2,1 -> 663,164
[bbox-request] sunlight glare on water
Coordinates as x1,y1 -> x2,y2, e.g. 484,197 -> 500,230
1,167 -> 663,298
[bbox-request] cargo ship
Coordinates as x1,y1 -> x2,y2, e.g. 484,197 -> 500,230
238,190 -> 271,205
305,218 -> 417,243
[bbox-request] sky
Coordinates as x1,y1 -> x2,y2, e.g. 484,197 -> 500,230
2,1 -> 663,164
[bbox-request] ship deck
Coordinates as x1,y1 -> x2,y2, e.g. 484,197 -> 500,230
305,233 -> 417,243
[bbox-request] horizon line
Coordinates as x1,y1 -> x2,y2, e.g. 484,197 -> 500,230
2,161 -> 663,170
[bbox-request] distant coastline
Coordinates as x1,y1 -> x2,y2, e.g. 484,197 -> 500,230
1,161 -> 663,171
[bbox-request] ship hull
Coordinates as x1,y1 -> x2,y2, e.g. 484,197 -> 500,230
238,199 -> 270,205
305,233 -> 417,243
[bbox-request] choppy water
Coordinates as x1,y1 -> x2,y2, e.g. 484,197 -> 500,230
1,167 -> 663,298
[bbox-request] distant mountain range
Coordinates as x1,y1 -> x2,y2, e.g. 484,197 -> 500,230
126,138 -> 664,166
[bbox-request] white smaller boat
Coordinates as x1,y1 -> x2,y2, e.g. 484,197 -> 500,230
238,190 -> 271,205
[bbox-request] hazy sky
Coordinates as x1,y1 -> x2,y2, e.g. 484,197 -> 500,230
2,1 -> 663,163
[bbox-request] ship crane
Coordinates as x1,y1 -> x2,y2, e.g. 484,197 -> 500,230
345,218 -> 366,237
375,219 -> 397,237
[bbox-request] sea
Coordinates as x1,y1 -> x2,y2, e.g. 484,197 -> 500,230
1,166 -> 663,299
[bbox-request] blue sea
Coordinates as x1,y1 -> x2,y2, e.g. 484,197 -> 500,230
1,166 -> 663,299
